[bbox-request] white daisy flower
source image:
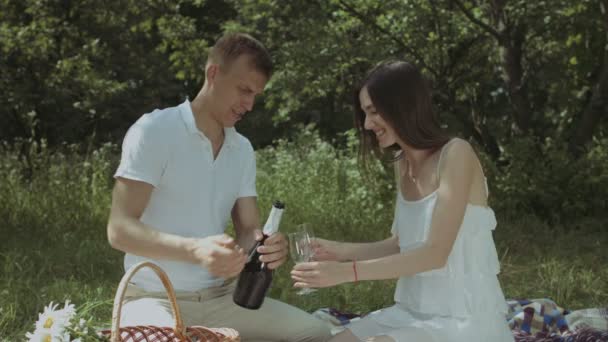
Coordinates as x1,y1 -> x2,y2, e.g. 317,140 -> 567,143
29,301 -> 77,342
34,302 -> 60,331
25,328 -> 53,342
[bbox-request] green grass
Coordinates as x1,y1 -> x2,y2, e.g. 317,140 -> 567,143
1,135 -> 607,340
3,216 -> 606,341
494,216 -> 608,309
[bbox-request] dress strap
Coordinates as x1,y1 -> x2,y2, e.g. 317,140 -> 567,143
435,138 -> 458,181
479,161 -> 490,199
435,138 -> 490,199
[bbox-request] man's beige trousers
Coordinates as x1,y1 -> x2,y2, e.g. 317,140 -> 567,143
120,282 -> 332,342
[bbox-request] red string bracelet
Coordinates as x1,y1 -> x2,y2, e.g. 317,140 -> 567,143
352,260 -> 358,282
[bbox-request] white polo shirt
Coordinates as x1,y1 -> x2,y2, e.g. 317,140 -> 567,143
114,100 -> 257,291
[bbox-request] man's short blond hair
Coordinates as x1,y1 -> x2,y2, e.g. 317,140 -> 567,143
208,33 -> 273,78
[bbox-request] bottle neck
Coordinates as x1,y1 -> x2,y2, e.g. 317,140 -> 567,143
263,206 -> 283,235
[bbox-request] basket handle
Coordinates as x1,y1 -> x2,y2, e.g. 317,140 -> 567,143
111,261 -> 186,342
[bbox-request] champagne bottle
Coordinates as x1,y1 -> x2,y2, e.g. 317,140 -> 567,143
233,200 -> 285,309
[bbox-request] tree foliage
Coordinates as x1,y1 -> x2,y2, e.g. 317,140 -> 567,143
0,0 -> 233,143
227,0 -> 607,155
1,0 -> 607,219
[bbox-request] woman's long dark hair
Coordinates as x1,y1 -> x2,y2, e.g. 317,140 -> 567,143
353,60 -> 450,167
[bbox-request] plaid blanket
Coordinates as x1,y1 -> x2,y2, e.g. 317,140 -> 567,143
507,298 -> 571,334
505,298 -> 608,341
313,298 -> 608,340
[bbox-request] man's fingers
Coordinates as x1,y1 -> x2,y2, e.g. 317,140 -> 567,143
225,261 -> 245,278
205,242 -> 247,278
257,236 -> 288,255
260,251 -> 287,263
220,259 -> 245,277
258,243 -> 287,257
257,243 -> 284,254
212,240 -> 246,258
263,232 -> 287,246
253,229 -> 264,241
209,254 -> 246,278
222,249 -> 247,268
213,234 -> 236,248
265,256 -> 287,270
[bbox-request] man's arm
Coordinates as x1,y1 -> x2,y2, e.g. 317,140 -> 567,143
232,196 -> 288,269
108,177 -> 246,278
231,196 -> 261,253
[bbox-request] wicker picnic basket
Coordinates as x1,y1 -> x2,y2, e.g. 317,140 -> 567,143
100,261 -> 240,342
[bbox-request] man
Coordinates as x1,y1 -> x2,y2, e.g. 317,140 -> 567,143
107,33 -> 331,342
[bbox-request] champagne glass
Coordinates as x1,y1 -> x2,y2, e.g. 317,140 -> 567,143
288,224 -> 317,295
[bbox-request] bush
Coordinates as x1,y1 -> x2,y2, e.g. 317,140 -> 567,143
255,125 -> 395,241
484,136 -> 608,223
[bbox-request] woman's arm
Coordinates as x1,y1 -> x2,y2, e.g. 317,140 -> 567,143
292,139 -> 477,287
315,236 -> 400,262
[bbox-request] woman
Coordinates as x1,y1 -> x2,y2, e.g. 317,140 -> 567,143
291,61 -> 514,342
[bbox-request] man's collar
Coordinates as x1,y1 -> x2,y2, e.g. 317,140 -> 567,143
178,99 -> 238,148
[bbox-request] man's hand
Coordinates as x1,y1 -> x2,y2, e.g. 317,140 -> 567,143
255,229 -> 288,270
190,234 -> 247,278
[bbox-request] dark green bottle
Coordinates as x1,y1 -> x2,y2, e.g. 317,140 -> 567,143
233,201 -> 285,309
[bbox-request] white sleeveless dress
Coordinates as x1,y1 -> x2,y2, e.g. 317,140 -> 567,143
347,147 -> 514,342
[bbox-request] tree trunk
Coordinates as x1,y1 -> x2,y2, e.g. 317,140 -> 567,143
500,27 -> 532,134
570,0 -> 608,155
452,0 -> 533,135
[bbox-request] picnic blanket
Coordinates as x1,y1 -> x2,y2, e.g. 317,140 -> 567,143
507,298 -> 608,341
312,298 -> 608,341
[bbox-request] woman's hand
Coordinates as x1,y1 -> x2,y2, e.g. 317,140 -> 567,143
310,238 -> 342,261
291,261 -> 354,288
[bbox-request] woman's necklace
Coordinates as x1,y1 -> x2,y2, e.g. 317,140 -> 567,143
407,163 -> 418,184
402,157 -> 418,184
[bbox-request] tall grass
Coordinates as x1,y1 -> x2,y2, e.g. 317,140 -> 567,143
0,140 -> 120,340
1,130 -> 607,341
